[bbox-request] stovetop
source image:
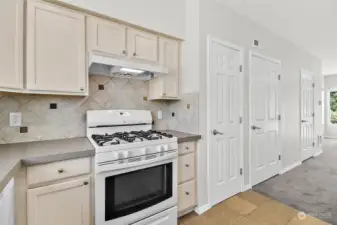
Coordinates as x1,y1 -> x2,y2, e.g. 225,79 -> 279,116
91,130 -> 174,146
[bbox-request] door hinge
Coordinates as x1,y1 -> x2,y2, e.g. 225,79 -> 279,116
312,83 -> 315,88
240,168 -> 243,175
239,116 -> 243,124
279,154 -> 281,161
278,115 -> 281,121
239,65 -> 243,72
278,74 -> 281,80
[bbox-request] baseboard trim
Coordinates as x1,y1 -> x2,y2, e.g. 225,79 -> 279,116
242,185 -> 252,192
314,150 -> 323,157
279,161 -> 302,175
194,204 -> 211,215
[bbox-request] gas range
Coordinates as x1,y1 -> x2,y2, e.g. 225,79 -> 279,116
87,110 -> 178,225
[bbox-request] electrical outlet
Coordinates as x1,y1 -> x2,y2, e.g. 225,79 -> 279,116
10,112 -> 22,127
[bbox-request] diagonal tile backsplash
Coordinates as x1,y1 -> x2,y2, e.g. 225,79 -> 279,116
0,76 -> 199,144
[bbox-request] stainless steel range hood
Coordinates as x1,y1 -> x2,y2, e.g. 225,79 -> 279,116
89,54 -> 168,80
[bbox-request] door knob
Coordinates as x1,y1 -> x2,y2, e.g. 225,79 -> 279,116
213,129 -> 224,135
251,125 -> 261,130
301,120 -> 307,123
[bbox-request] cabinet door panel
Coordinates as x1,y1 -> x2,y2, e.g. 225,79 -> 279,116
160,38 -> 179,98
87,17 -> 126,57
0,0 -> 23,90
26,1 -> 86,94
27,177 -> 90,225
128,29 -> 158,63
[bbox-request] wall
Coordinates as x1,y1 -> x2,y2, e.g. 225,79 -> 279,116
324,75 -> 337,137
58,0 -> 185,39
196,0 -> 322,208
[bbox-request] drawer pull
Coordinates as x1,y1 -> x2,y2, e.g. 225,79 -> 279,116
58,169 -> 64,174
185,192 -> 190,196
185,164 -> 190,168
83,181 -> 89,186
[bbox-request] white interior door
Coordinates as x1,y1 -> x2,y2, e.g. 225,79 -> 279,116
250,52 -> 281,186
208,37 -> 243,206
301,69 -> 315,161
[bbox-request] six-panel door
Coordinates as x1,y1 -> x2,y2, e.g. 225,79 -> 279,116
0,0 -> 23,91
27,177 -> 91,225
26,0 -> 86,94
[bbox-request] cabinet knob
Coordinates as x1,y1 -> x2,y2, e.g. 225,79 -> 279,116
133,52 -> 137,56
185,164 -> 190,168
80,87 -> 84,91
185,192 -> 190,196
185,146 -> 189,150
58,169 -> 64,174
122,50 -> 127,55
83,181 -> 89,186
163,93 -> 166,96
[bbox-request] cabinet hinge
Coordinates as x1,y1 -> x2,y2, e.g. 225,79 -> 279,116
239,116 -> 243,124
279,154 -> 281,161
240,168 -> 243,175
239,65 -> 243,72
278,74 -> 281,80
278,115 -> 281,121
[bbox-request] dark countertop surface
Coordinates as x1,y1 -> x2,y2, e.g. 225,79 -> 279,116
160,130 -> 201,143
0,137 -> 95,193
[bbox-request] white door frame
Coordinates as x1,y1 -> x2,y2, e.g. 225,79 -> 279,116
248,51 -> 282,187
206,35 -> 244,207
300,69 -> 315,161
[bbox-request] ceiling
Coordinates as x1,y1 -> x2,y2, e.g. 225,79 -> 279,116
217,0 -> 337,75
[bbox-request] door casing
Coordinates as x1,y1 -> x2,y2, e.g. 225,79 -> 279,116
206,35 -> 244,207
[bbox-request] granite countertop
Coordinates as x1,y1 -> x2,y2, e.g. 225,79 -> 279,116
160,130 -> 201,143
0,137 -> 95,193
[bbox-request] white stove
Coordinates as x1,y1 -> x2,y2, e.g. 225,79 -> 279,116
87,110 -> 178,225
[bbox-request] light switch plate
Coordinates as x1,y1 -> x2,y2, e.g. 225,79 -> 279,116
10,112 -> 22,127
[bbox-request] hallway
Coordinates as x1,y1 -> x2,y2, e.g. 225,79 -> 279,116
254,139 -> 337,224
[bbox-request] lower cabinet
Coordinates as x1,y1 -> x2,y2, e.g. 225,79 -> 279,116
177,142 -> 197,216
27,177 -> 91,225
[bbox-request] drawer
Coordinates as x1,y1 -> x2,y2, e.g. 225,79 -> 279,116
178,142 -> 195,155
27,158 -> 91,186
178,180 -> 196,213
178,153 -> 195,183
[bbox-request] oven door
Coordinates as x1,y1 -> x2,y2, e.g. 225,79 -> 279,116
95,158 -> 177,225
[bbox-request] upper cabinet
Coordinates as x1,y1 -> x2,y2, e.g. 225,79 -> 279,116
26,0 -> 87,95
87,17 -> 127,58
0,0 -> 23,91
149,38 -> 180,100
128,28 -> 158,63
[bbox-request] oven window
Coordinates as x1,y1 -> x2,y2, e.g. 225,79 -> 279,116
105,163 -> 173,221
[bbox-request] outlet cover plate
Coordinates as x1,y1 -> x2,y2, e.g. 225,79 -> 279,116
10,112 -> 22,127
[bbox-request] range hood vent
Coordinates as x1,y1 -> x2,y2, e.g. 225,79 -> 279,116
89,54 -> 168,80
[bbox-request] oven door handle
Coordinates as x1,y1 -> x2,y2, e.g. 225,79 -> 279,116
147,215 -> 169,225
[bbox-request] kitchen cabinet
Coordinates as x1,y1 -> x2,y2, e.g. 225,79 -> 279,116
27,177 -> 91,225
26,0 -> 87,95
128,28 -> 159,63
0,0 -> 23,92
87,17 -> 127,58
149,38 -> 180,100
0,179 -> 15,225
177,141 -> 197,217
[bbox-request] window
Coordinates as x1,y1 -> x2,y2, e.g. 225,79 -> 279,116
330,91 -> 337,124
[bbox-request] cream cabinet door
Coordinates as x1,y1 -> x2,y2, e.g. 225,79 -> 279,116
128,28 -> 158,63
26,0 -> 86,94
27,177 -> 91,225
87,17 -> 127,57
160,38 -> 179,98
0,0 -> 23,91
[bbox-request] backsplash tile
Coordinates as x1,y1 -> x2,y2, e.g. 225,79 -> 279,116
0,76 -> 199,144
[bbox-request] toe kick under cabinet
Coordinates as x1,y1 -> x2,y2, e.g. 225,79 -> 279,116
178,141 -> 197,217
